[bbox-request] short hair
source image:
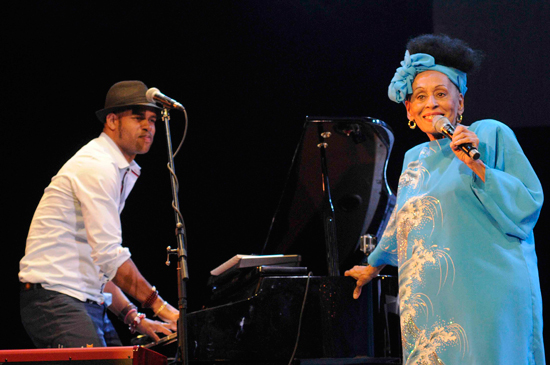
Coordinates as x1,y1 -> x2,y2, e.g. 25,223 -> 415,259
112,106 -> 160,120
406,34 -> 483,74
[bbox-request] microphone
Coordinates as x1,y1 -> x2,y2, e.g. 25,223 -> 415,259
146,88 -> 185,112
432,115 -> 480,160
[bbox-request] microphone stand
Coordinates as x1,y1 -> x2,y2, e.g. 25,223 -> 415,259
161,107 -> 189,364
316,122 -> 339,276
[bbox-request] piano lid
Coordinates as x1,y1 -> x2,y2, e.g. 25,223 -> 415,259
261,116 -> 395,276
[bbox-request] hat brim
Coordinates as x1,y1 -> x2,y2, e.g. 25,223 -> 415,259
95,102 -> 162,123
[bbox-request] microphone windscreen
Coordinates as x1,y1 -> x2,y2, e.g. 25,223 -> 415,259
146,87 -> 160,103
432,115 -> 450,132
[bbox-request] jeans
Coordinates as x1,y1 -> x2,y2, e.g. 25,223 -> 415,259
20,285 -> 122,348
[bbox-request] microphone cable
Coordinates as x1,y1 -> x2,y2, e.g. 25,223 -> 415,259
162,108 -> 189,228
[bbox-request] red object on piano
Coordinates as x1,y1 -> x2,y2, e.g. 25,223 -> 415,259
0,346 -> 166,364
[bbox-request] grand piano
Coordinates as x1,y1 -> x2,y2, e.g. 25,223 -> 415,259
183,117 -> 401,364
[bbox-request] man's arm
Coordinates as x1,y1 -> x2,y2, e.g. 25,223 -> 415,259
104,281 -> 175,342
111,259 -> 179,324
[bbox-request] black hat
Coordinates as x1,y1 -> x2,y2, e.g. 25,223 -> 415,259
95,80 -> 161,122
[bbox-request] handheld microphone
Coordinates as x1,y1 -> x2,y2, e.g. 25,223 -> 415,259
146,88 -> 185,112
432,115 -> 480,160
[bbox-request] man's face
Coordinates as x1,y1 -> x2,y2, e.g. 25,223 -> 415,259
111,107 -> 157,162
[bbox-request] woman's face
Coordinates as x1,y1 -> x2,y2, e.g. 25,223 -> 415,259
405,70 -> 464,141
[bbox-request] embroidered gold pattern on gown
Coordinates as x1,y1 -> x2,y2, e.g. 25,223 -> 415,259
382,146 -> 468,364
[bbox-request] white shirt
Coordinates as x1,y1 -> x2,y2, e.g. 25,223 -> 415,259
19,133 -> 139,304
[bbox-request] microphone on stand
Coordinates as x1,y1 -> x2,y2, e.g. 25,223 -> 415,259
432,115 -> 480,160
146,88 -> 185,112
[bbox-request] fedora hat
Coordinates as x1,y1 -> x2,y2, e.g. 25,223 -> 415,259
95,80 -> 161,122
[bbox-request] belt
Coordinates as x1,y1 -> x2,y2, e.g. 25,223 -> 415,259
20,282 -> 43,291
20,282 -> 102,305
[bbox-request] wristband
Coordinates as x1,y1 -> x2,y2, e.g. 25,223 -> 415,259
118,302 -> 138,323
123,309 -> 137,325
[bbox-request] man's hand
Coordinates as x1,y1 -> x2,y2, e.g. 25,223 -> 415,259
135,317 -> 175,342
152,301 -> 179,327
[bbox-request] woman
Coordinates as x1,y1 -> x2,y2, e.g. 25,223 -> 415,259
346,34 -> 545,364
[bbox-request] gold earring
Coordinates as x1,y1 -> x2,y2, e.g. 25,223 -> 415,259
408,120 -> 416,129
458,114 -> 463,123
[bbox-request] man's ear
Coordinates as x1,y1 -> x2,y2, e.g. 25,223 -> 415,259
105,113 -> 118,131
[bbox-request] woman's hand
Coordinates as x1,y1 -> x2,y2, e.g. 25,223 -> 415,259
450,125 -> 486,181
344,264 -> 386,299
449,125 -> 479,163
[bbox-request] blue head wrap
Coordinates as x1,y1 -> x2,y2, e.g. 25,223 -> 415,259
388,50 -> 468,103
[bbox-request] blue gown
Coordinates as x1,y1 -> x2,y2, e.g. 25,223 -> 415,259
368,119 -> 545,364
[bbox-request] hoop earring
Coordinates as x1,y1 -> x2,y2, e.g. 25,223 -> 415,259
408,120 -> 416,129
458,114 -> 463,123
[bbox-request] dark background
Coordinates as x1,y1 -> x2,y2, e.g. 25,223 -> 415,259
3,0 -> 549,355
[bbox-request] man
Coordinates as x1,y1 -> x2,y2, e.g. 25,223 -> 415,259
19,80 -> 179,348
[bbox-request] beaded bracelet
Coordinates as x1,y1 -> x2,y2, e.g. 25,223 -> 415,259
129,313 -> 146,334
142,286 -> 158,308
